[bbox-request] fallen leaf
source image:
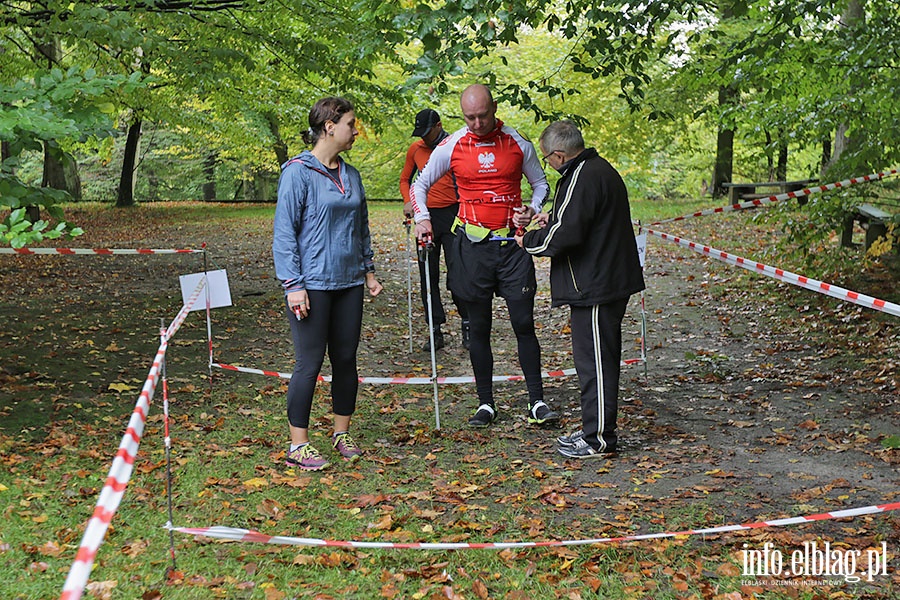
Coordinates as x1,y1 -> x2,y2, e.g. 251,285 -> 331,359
85,579 -> 117,600
108,382 -> 135,393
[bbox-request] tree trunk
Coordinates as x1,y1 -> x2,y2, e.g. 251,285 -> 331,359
776,137 -> 788,182
711,4 -> 737,199
821,138 -> 832,174
711,124 -> 734,198
202,153 -> 217,201
824,0 -> 864,176
252,170 -> 278,202
711,85 -> 736,197
42,142 -> 83,201
147,170 -> 159,201
241,169 -> 255,201
265,113 -> 289,166
117,52 -> 150,207
34,36 -> 83,214
117,117 -> 141,207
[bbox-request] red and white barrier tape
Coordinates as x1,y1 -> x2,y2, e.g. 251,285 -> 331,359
60,276 -> 207,600
0,247 -> 202,255
169,501 -> 900,550
648,228 -> 900,318
647,168 -> 898,226
211,359 -> 645,384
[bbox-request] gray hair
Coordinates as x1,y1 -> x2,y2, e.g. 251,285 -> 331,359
539,120 -> 585,155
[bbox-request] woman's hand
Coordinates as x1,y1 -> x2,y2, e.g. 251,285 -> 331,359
365,272 -> 383,298
287,290 -> 309,319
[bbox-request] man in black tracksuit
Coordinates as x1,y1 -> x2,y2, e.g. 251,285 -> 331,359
516,120 -> 645,458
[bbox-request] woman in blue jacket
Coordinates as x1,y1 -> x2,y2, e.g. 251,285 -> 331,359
273,97 -> 382,471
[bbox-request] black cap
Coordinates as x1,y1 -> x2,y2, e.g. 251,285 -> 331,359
412,109 -> 440,137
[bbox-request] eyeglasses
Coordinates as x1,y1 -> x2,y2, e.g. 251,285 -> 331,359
541,150 -> 559,168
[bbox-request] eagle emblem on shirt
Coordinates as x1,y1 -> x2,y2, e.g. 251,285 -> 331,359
478,151 -> 496,169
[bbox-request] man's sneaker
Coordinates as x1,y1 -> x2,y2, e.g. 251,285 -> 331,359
557,437 -> 615,459
422,330 -> 445,352
556,429 -> 584,447
461,320 -> 471,350
285,444 -> 329,471
467,404 -> 496,428
527,401 -> 560,426
332,432 -> 363,461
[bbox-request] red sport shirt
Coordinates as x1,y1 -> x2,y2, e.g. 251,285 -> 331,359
411,120 -> 548,231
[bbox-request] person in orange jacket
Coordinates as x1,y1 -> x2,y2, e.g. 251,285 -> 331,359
400,109 -> 469,351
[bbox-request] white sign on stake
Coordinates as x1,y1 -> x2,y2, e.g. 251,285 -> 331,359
635,233 -> 647,267
179,269 -> 232,311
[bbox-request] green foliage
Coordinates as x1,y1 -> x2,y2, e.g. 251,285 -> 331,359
0,67 -> 146,244
0,206 -> 84,248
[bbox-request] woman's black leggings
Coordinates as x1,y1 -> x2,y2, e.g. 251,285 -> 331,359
465,297 -> 543,406
285,285 -> 363,428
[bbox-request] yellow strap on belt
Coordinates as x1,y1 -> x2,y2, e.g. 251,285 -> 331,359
453,217 -> 509,242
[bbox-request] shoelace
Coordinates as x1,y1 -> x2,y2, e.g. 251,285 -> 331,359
571,438 -> 591,450
300,444 -> 322,459
334,433 -> 359,451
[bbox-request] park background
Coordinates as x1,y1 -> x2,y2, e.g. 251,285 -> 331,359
2,1 -> 900,599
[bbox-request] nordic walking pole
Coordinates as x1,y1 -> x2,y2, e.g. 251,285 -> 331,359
640,289 -> 648,379
419,235 -> 441,430
405,218 -> 413,354
159,319 -> 177,576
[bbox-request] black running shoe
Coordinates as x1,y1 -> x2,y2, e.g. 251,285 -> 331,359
467,404 -> 496,427
527,401 -> 559,426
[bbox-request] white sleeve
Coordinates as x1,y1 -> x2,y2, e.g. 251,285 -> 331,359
519,137 -> 549,213
411,132 -> 457,223
504,125 -> 549,212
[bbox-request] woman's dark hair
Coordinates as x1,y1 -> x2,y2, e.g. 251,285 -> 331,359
302,96 -> 354,146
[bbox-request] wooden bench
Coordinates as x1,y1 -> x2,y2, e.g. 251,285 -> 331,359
841,203 -> 894,250
722,179 -> 819,204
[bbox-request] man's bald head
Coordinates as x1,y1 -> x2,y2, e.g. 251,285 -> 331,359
460,84 -> 497,137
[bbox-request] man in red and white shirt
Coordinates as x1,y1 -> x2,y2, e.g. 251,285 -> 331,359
411,84 -> 560,429
400,109 -> 468,352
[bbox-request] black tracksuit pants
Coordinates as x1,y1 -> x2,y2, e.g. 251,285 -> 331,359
570,298 -> 628,452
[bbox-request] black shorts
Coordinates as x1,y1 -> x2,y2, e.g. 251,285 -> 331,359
447,232 -> 537,302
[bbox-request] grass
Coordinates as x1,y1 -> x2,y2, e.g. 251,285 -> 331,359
1,199 -> 897,599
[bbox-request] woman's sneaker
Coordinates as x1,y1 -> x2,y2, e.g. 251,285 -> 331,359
332,432 -> 363,461
285,444 -> 329,471
556,429 -> 584,447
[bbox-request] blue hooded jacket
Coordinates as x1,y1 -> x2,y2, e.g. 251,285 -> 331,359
273,151 -> 375,294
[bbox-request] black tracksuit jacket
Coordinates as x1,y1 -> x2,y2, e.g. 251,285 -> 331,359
523,148 -> 645,306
